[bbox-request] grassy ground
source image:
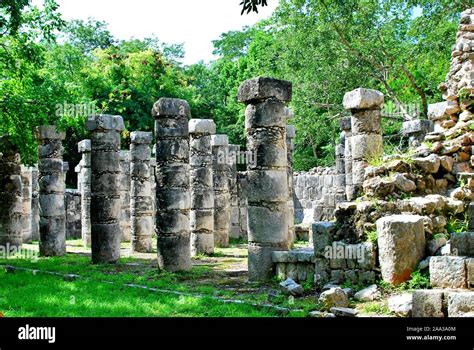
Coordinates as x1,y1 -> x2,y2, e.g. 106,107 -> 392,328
0,240 -> 317,317
0,239 -> 403,317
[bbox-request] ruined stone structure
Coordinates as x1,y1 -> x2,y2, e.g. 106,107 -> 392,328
229,144 -> 241,240
212,135 -> 231,248
153,98 -> 191,272
237,172 -> 248,241
286,126 -> 296,245
119,151 -> 131,242
21,166 -> 33,243
36,126 -> 66,256
344,88 -> 384,196
87,115 -> 124,264
65,189 -> 82,239
189,119 -> 216,256
0,136 -> 23,250
238,77 -> 292,281
130,131 -> 154,253
30,166 -> 40,241
78,139 -> 91,246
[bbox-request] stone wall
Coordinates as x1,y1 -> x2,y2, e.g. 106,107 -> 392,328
294,168 -> 346,224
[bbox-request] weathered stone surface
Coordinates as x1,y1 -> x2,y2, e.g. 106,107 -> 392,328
354,284 -> 381,302
130,132 -> 153,253
189,119 -> 215,256
188,118 -> 216,134
245,99 -> 288,129
242,77 -> 291,282
402,119 -> 434,135
450,232 -> 474,256
447,291 -> 474,317
414,154 -> 441,173
318,287 -> 349,309
388,293 -> 412,316
35,126 -> 66,257
329,307 -> 358,317
311,222 -> 336,256
430,256 -> 467,289
393,173 -> 417,192
351,109 -> 382,133
88,116 -> 124,263
152,98 -> 191,117
238,77 -> 292,104
279,278 -> 304,297
428,102 -> 449,121
343,88 -> 384,110
86,114 -> 125,132
0,140 -> 23,249
363,176 -> 395,198
412,290 -> 445,317
377,215 -> 425,285
154,99 -> 191,271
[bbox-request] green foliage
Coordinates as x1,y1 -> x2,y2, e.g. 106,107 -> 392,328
378,269 -> 430,293
446,214 -> 468,234
365,230 -> 378,243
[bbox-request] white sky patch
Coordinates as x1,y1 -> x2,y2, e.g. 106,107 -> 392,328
33,0 -> 279,65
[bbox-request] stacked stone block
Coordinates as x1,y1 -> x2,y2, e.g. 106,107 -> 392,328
21,166 -> 33,243
153,98 -> 191,272
65,189 -> 81,239
286,125 -> 296,246
343,88 -> 384,196
31,166 -> 40,241
78,139 -> 91,246
238,77 -> 291,281
119,151 -> 131,242
311,222 -> 377,287
293,168 -> 345,224
338,117 -> 352,200
86,115 -> 124,264
189,119 -> 216,255
0,136 -> 23,250
229,144 -> 241,240
130,132 -> 154,253
237,171 -> 248,241
35,126 -> 66,256
212,135 -> 231,248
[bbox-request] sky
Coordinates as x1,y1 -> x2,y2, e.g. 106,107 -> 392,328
34,0 -> 279,65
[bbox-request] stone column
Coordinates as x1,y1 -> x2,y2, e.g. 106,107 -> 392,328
237,171 -> 248,241
339,117 -> 354,200
21,166 -> 33,243
86,115 -> 124,264
189,119 -> 216,255
0,136 -> 23,250
130,131 -> 154,253
35,126 -> 66,256
31,166 -> 40,241
229,144 -> 241,240
343,88 -> 384,196
78,140 -> 92,247
212,135 -> 231,248
238,77 -> 291,281
119,150 -> 131,242
150,157 -> 157,240
153,98 -> 191,272
286,125 -> 296,246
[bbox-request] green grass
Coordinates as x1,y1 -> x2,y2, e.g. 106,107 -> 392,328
0,250 -> 310,317
0,270 -> 279,317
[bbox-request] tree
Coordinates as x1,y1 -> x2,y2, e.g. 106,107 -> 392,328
240,0 -> 268,15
